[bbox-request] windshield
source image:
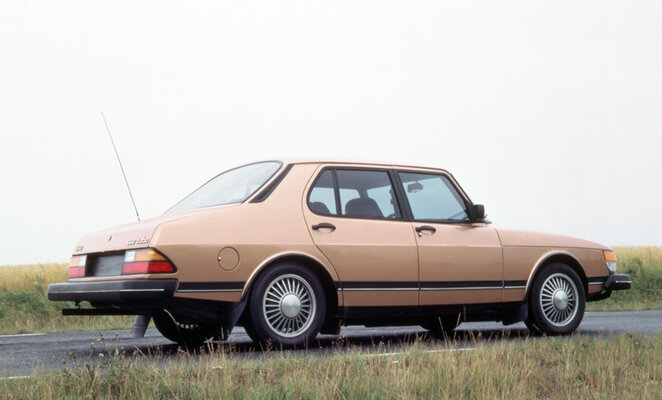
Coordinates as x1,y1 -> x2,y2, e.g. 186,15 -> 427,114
167,161 -> 282,213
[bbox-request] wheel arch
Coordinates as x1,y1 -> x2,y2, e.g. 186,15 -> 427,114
524,251 -> 588,299
240,252 -> 340,328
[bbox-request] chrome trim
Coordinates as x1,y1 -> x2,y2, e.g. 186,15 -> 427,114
58,288 -> 165,294
504,286 -> 526,289
177,289 -> 242,293
589,282 -> 606,286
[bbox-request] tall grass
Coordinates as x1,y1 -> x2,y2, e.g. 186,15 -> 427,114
0,264 -> 132,334
1,334 -> 660,399
587,246 -> 662,311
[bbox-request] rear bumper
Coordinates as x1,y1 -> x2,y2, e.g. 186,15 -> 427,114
47,279 -> 177,302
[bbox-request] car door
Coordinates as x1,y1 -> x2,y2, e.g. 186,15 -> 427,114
302,166 -> 419,307
396,170 -> 503,305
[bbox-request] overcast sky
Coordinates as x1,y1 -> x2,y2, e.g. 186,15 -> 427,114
1,1 -> 661,265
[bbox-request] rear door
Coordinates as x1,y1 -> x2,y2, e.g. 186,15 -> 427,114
302,166 -> 419,307
395,170 -> 503,305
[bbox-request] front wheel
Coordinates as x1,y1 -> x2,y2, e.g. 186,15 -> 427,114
526,263 -> 585,335
245,263 -> 326,348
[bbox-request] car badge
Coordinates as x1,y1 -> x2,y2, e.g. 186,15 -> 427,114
127,236 -> 149,246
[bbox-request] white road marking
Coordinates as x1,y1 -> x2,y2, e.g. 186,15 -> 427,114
0,375 -> 30,380
365,347 -> 475,358
0,333 -> 45,338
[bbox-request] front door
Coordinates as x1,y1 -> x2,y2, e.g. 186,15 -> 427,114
396,170 -> 503,306
302,166 -> 419,307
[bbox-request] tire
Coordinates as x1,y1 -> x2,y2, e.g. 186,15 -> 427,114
153,313 -> 217,348
421,315 -> 460,338
245,262 -> 326,348
526,263 -> 586,335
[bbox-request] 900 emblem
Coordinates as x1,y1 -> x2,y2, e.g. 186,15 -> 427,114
127,237 -> 149,246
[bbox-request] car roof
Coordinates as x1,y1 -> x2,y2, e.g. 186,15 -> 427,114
276,158 -> 451,174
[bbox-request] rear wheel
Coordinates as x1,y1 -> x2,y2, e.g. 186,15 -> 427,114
153,314 -> 217,348
245,262 -> 326,348
526,263 -> 585,335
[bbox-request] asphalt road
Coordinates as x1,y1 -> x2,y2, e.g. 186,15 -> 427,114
2,310 -> 661,378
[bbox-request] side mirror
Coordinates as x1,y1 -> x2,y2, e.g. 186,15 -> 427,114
469,204 -> 486,222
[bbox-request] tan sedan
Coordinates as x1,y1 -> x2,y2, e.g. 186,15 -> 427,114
48,160 -> 631,347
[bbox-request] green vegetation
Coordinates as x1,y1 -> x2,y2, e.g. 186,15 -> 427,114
587,246 -> 662,311
1,334 -> 660,399
0,263 -> 132,334
0,247 -> 660,334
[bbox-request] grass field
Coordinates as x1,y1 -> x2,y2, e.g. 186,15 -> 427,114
587,246 -> 662,311
1,333 -> 660,399
0,263 -> 132,334
0,247 -> 660,334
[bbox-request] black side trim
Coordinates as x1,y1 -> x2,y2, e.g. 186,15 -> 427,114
421,280 -> 502,289
588,275 -> 610,284
250,164 -> 293,203
504,280 -> 527,288
342,281 -> 419,289
177,281 -> 245,292
339,280 -> 523,290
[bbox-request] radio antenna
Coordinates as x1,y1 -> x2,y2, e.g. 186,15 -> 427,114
101,112 -> 141,221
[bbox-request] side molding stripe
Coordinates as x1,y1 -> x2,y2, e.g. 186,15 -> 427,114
588,275 -> 610,285
177,281 -> 244,293
338,280 -> 525,291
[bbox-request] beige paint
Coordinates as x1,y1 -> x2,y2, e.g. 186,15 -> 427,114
417,222 -> 503,305
66,159 -> 615,312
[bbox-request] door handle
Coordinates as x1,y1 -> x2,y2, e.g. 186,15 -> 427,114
312,223 -> 336,231
415,225 -> 436,236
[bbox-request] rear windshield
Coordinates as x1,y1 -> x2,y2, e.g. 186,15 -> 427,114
167,161 -> 282,213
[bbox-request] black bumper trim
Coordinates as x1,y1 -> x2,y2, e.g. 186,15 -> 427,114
48,279 -> 177,302
587,273 -> 632,302
605,274 -> 632,291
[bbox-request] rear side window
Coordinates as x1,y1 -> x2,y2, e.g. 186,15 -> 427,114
308,168 -> 401,220
308,170 -> 337,216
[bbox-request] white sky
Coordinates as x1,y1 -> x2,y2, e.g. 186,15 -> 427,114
1,1 -> 661,265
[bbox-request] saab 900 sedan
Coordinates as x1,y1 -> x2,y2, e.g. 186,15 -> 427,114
48,160 -> 631,347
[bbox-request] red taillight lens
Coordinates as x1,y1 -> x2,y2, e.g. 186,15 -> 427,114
68,255 -> 87,279
68,266 -> 85,278
121,249 -> 175,275
147,261 -> 175,273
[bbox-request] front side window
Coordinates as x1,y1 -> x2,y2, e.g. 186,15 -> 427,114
308,168 -> 401,219
398,172 -> 469,221
168,161 -> 282,213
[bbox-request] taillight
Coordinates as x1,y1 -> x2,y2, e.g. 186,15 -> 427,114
122,249 -> 175,275
68,255 -> 87,278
